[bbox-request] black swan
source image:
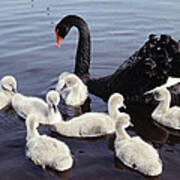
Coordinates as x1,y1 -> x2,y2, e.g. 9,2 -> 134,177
55,15 -> 180,105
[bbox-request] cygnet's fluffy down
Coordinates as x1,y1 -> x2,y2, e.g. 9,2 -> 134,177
26,114 -> 73,171
51,112 -> 115,137
56,72 -> 88,106
0,75 -> 17,110
150,87 -> 180,130
114,115 -> 162,176
50,93 -> 126,137
12,90 -> 62,125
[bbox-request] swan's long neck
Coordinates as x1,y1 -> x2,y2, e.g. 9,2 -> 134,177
69,18 -> 91,78
26,120 -> 39,141
152,91 -> 171,120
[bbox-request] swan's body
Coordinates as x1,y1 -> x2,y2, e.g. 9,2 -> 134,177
26,114 -> 73,171
12,91 -> 62,125
114,115 -> 162,176
56,15 -> 180,105
56,72 -> 88,106
51,93 -> 125,137
0,76 -> 17,110
151,87 -> 180,130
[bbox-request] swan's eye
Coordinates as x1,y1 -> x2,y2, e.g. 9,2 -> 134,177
62,26 -> 69,33
59,25 -> 70,38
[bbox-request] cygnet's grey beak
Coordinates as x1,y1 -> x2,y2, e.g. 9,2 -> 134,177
52,104 -> 58,113
144,88 -> 157,95
144,90 -> 152,95
57,80 -> 67,92
129,122 -> 134,127
122,103 -> 126,109
61,84 -> 67,91
12,88 -> 17,93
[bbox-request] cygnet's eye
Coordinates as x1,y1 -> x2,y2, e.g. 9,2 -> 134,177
67,80 -> 71,85
8,82 -> 13,87
154,91 -> 160,99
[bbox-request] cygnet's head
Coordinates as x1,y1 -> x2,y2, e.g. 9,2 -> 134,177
58,72 -> 70,82
57,73 -> 81,92
153,88 -> 170,101
46,90 -> 60,106
108,93 -> 126,109
1,75 -> 17,93
115,114 -> 132,130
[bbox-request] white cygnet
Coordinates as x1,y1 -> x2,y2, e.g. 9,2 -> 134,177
12,90 -> 62,125
150,87 -> 180,130
56,72 -> 88,106
26,114 -> 73,171
50,93 -> 126,138
0,75 -> 17,110
114,115 -> 162,176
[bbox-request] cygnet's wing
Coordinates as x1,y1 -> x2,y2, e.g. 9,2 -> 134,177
0,92 -> 10,110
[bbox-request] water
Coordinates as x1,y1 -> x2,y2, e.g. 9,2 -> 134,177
0,0 -> 180,179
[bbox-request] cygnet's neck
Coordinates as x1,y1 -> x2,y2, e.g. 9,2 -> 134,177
152,92 -> 171,120
48,103 -> 57,114
108,103 -> 121,120
26,121 -> 39,141
71,85 -> 79,96
116,124 -> 130,141
66,84 -> 83,105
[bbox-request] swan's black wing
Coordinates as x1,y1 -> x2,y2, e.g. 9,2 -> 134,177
88,34 -> 180,105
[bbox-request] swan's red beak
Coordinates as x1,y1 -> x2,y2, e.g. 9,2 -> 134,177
56,29 -> 63,47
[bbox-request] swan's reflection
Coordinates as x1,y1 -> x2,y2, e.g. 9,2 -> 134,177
123,105 -> 169,146
38,159 -> 73,180
30,0 -> 34,8
59,96 -> 91,120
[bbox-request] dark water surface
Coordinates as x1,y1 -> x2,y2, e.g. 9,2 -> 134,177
0,0 -> 180,179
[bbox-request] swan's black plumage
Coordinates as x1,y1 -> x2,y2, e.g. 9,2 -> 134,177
56,15 -> 91,78
56,15 -> 180,105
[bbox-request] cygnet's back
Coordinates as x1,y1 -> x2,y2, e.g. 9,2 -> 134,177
12,93 -> 48,117
116,137 -> 162,176
52,112 -> 115,137
27,135 -> 73,171
12,91 -> 62,125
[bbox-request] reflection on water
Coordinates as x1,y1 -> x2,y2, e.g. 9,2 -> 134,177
0,0 -> 180,179
30,0 -> 34,8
